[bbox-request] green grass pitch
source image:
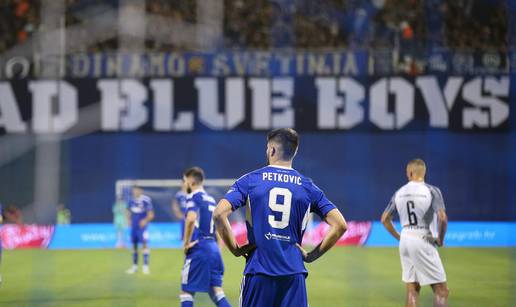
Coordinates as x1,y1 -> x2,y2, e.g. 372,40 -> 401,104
1,247 -> 514,306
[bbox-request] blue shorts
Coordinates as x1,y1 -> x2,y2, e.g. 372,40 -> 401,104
181,239 -> 224,293
240,273 -> 307,307
130,227 -> 148,245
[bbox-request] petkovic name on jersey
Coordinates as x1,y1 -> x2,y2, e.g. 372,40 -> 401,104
262,172 -> 302,185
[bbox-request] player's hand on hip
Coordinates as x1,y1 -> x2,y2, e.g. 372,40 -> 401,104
296,243 -> 310,262
423,235 -> 442,247
139,220 -> 147,228
236,243 -> 256,259
435,237 -> 444,247
184,240 -> 198,255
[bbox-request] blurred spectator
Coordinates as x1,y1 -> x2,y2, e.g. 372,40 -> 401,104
0,0 -> 40,53
56,203 -> 71,225
372,0 -> 425,47
3,205 -> 23,224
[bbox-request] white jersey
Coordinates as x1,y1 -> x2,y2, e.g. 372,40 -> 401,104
384,181 -> 447,285
384,181 -> 445,235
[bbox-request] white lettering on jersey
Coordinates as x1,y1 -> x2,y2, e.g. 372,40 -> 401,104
262,172 -> 302,185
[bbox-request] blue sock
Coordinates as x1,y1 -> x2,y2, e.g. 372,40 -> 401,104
132,250 -> 138,265
210,290 -> 231,307
143,249 -> 149,266
180,293 -> 194,307
216,297 -> 230,307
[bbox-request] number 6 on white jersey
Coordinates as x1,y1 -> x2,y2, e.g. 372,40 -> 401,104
268,187 -> 292,229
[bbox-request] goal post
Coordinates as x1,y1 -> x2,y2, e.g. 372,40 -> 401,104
115,179 -> 237,199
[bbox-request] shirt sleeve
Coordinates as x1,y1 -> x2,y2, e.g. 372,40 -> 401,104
309,182 -> 337,219
146,198 -> 154,212
383,193 -> 397,216
430,186 -> 446,211
185,195 -> 199,215
224,174 -> 250,211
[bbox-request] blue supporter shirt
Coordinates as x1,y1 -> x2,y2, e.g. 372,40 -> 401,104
185,189 -> 217,241
224,165 -> 336,276
127,194 -> 153,229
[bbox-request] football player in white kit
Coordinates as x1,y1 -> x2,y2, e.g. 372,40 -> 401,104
381,159 -> 449,307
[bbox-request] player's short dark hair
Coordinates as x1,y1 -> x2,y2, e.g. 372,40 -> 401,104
183,167 -> 205,184
267,128 -> 299,161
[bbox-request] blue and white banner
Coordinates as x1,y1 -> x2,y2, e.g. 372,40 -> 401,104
48,223 -> 183,249
44,221 -> 516,249
1,50 -> 510,80
427,49 -> 509,75
0,75 -> 510,134
0,51 -> 369,79
365,222 -> 516,247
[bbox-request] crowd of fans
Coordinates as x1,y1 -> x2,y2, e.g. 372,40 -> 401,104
224,0 -> 274,48
444,0 -> 508,51
0,0 -> 509,54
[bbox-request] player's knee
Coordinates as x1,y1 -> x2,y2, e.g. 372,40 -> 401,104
436,286 -> 449,298
407,284 -> 420,295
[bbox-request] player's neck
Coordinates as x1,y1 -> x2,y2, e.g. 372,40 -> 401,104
269,160 -> 293,169
190,185 -> 204,193
409,178 -> 425,183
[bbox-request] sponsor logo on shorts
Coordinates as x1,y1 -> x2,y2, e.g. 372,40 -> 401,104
264,232 -> 290,242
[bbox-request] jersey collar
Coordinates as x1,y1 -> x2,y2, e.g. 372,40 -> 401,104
268,164 -> 293,170
188,187 -> 205,197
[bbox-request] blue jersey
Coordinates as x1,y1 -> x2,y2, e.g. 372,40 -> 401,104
176,191 -> 188,215
127,194 -> 153,229
185,189 -> 217,241
224,165 -> 336,276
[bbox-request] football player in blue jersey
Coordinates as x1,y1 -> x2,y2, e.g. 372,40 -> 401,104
214,128 -> 347,307
126,186 -> 154,275
171,179 -> 188,237
180,167 -> 231,307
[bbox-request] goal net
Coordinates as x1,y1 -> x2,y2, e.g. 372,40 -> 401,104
115,179 -> 241,223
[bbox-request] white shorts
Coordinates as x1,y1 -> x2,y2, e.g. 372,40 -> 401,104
399,232 -> 447,286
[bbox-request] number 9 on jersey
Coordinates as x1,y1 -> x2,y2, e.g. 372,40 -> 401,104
268,187 -> 292,229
